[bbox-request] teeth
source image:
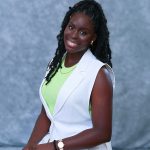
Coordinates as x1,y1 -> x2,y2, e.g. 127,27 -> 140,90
68,41 -> 77,47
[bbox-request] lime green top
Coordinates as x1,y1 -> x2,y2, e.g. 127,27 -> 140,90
41,57 -> 77,114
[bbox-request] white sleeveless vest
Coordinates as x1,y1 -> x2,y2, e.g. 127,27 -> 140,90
39,50 -> 115,150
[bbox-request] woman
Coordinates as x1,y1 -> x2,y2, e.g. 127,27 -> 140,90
23,0 -> 115,150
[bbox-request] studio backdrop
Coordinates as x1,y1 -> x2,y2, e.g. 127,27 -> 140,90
0,0 -> 150,149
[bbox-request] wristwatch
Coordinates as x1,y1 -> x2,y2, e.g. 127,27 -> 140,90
57,139 -> 64,150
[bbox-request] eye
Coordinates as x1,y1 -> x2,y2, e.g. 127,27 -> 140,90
80,31 -> 87,36
68,25 -> 73,30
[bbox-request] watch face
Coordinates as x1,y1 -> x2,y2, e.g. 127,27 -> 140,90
58,141 -> 64,149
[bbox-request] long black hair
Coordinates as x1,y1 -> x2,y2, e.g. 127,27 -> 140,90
45,0 -> 112,84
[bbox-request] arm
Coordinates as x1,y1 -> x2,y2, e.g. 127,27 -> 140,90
23,105 -> 51,149
36,66 -> 113,150
62,66 -> 113,149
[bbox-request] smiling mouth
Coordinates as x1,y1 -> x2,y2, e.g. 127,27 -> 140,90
67,40 -> 78,48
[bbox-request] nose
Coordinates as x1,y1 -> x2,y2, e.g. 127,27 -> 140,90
71,30 -> 78,39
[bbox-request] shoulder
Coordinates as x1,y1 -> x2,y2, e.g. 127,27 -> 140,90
94,66 -> 113,92
93,58 -> 115,89
83,50 -> 115,87
89,53 -> 114,90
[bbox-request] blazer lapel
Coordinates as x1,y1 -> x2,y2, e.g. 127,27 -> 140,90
53,50 -> 94,116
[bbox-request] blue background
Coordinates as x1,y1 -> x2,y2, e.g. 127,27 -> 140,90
0,0 -> 150,149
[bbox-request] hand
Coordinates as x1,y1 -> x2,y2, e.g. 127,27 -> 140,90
36,143 -> 54,150
22,144 -> 37,150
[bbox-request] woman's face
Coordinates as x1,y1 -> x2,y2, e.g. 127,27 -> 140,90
64,12 -> 96,54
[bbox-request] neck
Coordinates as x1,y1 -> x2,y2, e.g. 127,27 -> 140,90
65,50 -> 87,67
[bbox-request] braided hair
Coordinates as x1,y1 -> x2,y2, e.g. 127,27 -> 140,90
45,0 -> 112,84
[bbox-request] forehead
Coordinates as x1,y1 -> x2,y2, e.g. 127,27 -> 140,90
69,12 -> 95,30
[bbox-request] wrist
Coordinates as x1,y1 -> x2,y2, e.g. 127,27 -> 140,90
24,144 -> 36,149
54,139 -> 65,150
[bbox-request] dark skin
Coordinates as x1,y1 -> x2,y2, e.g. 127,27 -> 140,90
23,106 -> 51,150
23,12 -> 113,150
63,12 -> 96,67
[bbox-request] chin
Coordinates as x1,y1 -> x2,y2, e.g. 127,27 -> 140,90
65,46 -> 77,53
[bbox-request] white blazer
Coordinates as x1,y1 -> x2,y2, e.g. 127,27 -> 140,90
39,50 -> 115,150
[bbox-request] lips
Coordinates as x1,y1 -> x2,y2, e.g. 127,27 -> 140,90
66,40 -> 78,48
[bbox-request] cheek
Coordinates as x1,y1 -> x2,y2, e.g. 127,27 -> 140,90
80,37 -> 91,46
64,28 -> 70,39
